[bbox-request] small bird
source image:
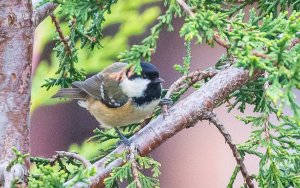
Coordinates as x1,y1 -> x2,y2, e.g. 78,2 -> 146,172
52,62 -> 164,145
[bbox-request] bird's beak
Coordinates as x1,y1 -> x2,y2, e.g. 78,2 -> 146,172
153,77 -> 164,83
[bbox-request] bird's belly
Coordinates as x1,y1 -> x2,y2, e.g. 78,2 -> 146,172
85,98 -> 160,128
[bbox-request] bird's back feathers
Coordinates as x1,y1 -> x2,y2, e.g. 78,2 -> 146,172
52,62 -> 129,108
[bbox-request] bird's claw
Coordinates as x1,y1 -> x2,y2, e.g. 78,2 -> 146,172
160,98 -> 173,106
115,128 -> 131,146
159,98 -> 173,118
116,138 -> 131,147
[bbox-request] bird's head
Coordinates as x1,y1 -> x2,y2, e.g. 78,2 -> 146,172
120,62 -> 164,98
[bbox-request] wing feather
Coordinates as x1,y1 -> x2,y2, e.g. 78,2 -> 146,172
72,62 -> 129,108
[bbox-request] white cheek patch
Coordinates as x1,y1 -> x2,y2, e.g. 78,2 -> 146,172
120,77 -> 150,97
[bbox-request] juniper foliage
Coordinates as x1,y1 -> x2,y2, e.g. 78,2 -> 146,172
29,0 -> 300,187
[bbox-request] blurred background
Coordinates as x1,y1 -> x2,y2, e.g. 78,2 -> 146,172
30,1 -> 259,187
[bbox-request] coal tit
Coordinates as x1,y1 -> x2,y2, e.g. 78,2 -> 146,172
52,62 -> 164,144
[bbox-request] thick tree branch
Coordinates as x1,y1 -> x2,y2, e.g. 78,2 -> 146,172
66,66 -> 262,187
205,112 -> 254,188
0,1 -> 33,186
32,2 -> 58,27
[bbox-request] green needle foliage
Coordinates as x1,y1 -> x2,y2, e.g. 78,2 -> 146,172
31,0 -> 300,187
31,0 -> 160,111
118,0 -> 182,73
104,152 -> 161,188
174,41 -> 192,75
6,147 -> 29,171
40,0 -> 119,89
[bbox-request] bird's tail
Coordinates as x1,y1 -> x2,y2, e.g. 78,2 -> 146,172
52,88 -> 87,99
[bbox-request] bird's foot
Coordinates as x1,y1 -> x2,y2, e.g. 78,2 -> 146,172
159,98 -> 173,118
115,128 -> 131,146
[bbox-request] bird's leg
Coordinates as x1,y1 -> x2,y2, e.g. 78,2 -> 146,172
115,127 -> 131,146
159,98 -> 173,118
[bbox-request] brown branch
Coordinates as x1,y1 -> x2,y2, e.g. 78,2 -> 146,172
174,1 -> 238,50
32,2 -> 58,27
287,37 -> 300,50
213,33 -> 272,60
129,144 -> 141,188
176,0 -> 195,17
56,151 -> 92,168
50,13 -> 72,55
252,51 -> 270,59
161,67 -> 217,116
213,33 -> 230,49
165,67 -> 218,98
65,66 -> 262,187
205,112 -> 254,188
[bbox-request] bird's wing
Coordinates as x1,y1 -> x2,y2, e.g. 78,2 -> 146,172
72,62 -> 129,108
52,88 -> 87,99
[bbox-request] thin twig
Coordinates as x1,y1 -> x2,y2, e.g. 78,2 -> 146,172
49,13 -> 72,55
287,37 -> 300,50
32,2 -> 58,27
56,151 -> 92,168
213,33 -> 230,49
129,144 -> 141,188
176,0 -> 195,17
161,67 -> 217,117
252,51 -> 270,59
49,154 -> 71,175
205,112 -> 254,188
165,67 -> 218,98
175,1 -> 228,49
70,18 -> 97,43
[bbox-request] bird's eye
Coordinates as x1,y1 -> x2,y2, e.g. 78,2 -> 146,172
142,75 -> 147,78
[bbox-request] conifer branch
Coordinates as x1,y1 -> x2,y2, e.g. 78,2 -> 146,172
129,144 -> 142,188
66,65 -> 262,187
213,33 -> 230,49
55,151 -> 92,168
205,112 -> 254,188
165,67 -> 218,98
50,13 -> 72,55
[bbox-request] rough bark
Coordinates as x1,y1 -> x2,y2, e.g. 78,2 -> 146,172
66,66 -> 261,187
0,0 -> 33,186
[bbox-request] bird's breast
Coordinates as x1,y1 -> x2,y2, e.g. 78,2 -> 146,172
84,97 -> 160,128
